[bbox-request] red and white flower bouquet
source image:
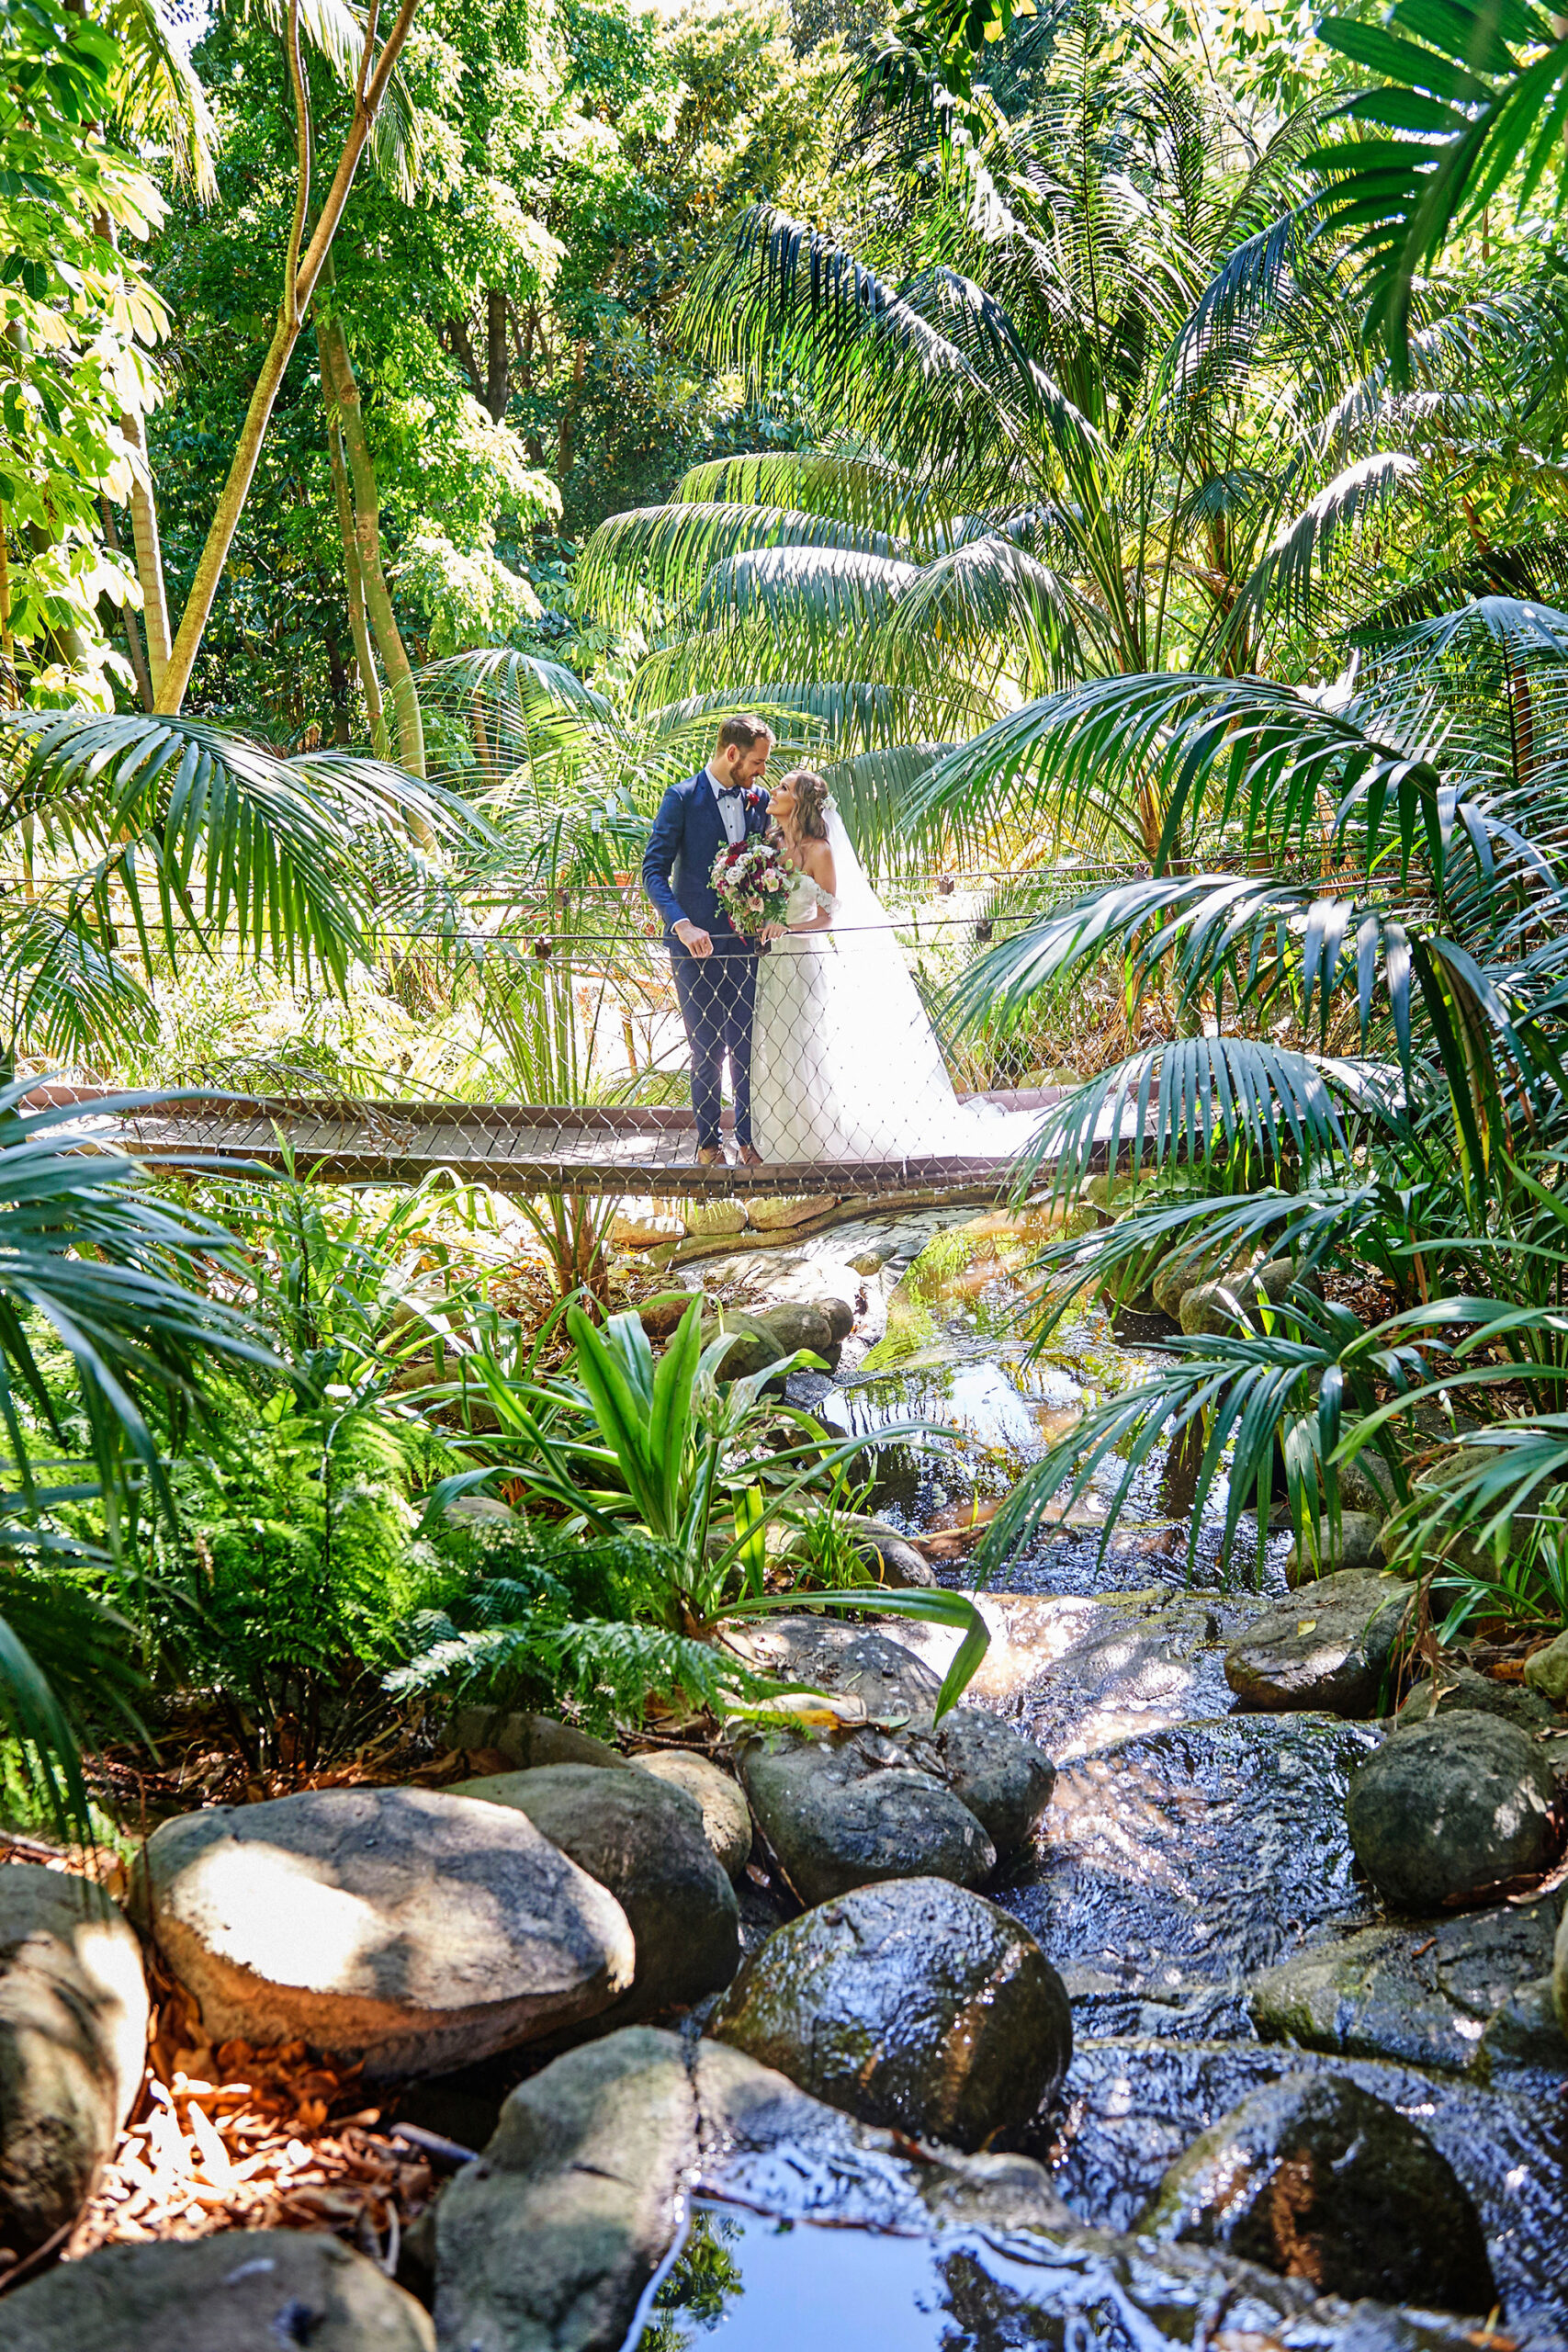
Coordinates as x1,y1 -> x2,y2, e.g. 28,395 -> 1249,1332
709,836 -> 793,939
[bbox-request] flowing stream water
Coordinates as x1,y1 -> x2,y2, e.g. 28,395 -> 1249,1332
629,1201 -> 1568,2351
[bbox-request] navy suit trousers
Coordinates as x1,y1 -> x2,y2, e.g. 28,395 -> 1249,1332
673,945 -> 757,1148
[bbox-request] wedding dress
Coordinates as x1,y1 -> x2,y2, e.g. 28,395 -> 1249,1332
750,807 -> 1050,1165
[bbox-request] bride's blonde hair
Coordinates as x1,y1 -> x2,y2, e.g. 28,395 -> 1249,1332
779,768 -> 830,842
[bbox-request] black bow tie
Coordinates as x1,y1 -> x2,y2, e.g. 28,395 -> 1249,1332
716,784 -> 742,799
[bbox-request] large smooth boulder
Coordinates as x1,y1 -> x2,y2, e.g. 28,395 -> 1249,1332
454,1763 -> 739,2018
1223,1568 -> 1412,1715
1346,1714 -> 1556,1911
139,1786 -> 634,2078
628,1748 -> 752,1879
0,1869 -> 148,2255
434,2026 -> 1068,2352
446,1709 -> 621,1770
739,1735 -> 995,1905
3,2230 -> 434,2350
926,1705 -> 1055,1859
710,1877 -> 1070,2151
1138,2072 -> 1495,2312
1396,1665 -> 1553,1735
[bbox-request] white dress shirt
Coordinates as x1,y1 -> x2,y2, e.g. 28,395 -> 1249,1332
707,764 -> 747,846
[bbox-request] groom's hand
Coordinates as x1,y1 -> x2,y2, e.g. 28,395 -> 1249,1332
673,919 -> 713,959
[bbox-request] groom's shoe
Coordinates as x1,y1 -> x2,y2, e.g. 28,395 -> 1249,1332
737,1144 -> 763,1167
695,1145 -> 723,1167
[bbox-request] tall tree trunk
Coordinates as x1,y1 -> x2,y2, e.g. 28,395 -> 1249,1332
315,272 -> 424,779
99,494 -> 154,709
485,289 -> 509,424
556,337 -> 589,484
0,512 -> 17,707
118,407 -> 171,694
321,364 -> 388,755
323,615 -> 350,743
153,0 -> 423,715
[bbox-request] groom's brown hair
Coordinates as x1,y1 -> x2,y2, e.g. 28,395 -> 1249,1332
716,713 -> 773,753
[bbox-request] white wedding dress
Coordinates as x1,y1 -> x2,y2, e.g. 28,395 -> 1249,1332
750,808 -> 1049,1166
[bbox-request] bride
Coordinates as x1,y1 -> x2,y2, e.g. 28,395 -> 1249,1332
750,769 -> 1047,1165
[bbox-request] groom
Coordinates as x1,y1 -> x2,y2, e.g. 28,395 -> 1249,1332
642,714 -> 774,1166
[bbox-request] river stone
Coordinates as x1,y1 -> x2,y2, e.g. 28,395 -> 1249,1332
1178,1257 -> 1302,1336
845,1514 -> 938,1588
726,1613 -> 942,1723
701,1308 -> 785,1381
928,1705 -> 1055,1858
609,1200 -> 685,1250
1247,1897 -> 1562,2075
682,1196 -> 747,1238
812,1294 -> 855,1342
1338,1450 -> 1397,1519
1283,1511 -> 1386,1585
1346,1714 -> 1556,1911
1524,1627 -> 1568,1705
3,2230 -> 434,2350
435,2027 -> 695,2352
628,1748 -> 753,1879
0,1869 -> 148,2255
739,1734 -> 995,1905
1137,2071 -> 1495,2311
453,1764 -> 739,2018
446,1709 -> 622,1770
140,1785 -> 634,2077
1223,1568 -> 1412,1715
1555,1902 -> 1568,2042
754,1298 -> 839,1368
1482,1973 -> 1568,2075
1397,1665 -> 1554,1734
710,1876 -> 1071,2151
1149,1241 -> 1224,1319
748,1193 -> 829,1230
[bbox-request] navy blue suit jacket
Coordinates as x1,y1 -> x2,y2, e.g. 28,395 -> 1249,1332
642,770 -> 771,954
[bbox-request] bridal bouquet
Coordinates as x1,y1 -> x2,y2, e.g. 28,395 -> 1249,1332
709,837 -> 793,938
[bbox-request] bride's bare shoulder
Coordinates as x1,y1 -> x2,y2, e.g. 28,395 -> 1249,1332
802,836 -> 836,890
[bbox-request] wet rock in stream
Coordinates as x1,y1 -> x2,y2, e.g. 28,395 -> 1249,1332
739,1732 -> 996,1905
1246,1895 -> 1562,2075
1136,2072 -> 1495,2312
1345,1715 -> 1558,1910
1223,1569 -> 1413,1716
1045,2032 -> 1567,2333
711,1877 -> 1071,2150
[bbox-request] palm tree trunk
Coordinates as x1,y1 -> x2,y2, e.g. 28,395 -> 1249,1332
118,407 -> 172,693
321,373 -> 387,755
153,0 -> 423,715
315,281 -> 424,778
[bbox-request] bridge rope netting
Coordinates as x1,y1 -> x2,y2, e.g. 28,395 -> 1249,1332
69,894 -> 1075,1199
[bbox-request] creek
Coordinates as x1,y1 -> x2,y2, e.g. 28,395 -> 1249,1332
633,1200 -> 1568,2350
